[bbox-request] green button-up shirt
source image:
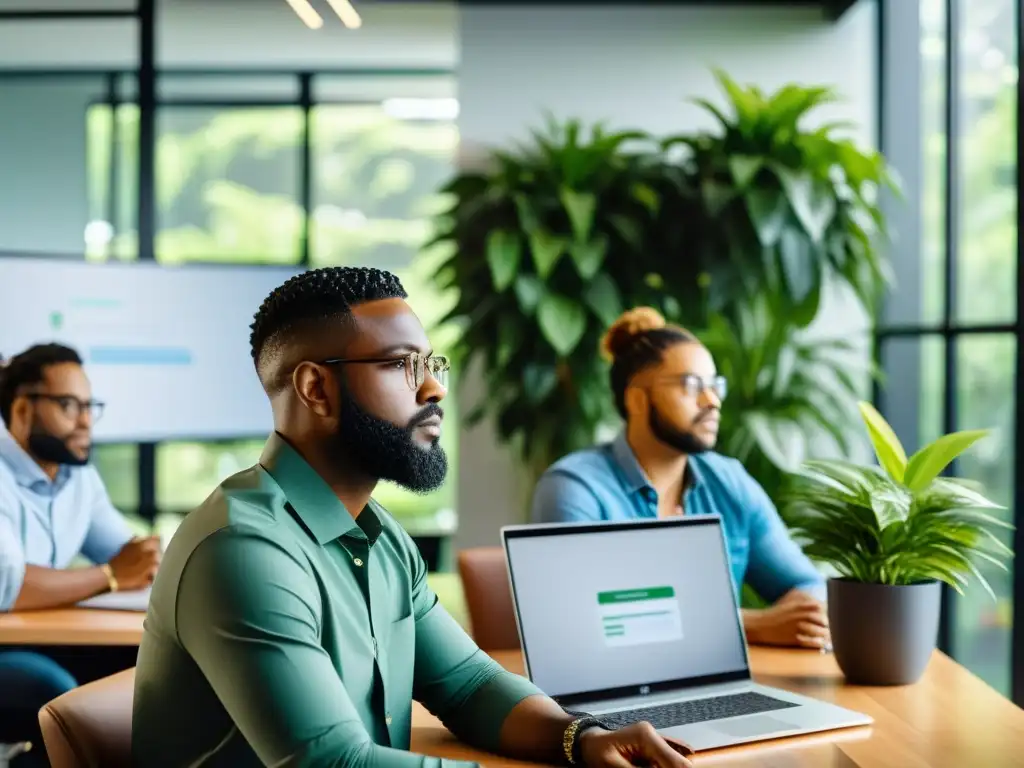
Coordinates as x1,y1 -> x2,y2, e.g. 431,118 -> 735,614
133,433 -> 542,767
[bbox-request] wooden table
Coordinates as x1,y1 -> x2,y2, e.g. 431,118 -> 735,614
0,608 -> 144,646
4,613 -> 1021,765
411,648 -> 1024,767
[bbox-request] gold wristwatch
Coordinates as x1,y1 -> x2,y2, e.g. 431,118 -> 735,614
100,563 -> 119,593
562,716 -> 606,765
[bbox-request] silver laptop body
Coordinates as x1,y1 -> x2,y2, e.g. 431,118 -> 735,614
501,517 -> 872,752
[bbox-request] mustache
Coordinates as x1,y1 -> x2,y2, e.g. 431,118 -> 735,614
694,408 -> 720,423
408,403 -> 444,429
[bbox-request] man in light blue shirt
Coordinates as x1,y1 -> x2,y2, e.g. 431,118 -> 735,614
531,308 -> 829,650
0,343 -> 161,763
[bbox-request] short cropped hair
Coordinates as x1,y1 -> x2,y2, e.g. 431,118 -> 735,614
249,266 -> 407,392
0,343 -> 83,428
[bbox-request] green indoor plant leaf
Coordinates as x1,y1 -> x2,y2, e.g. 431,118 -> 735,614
783,409 -> 1011,596
903,429 -> 989,492
858,401 -> 908,483
772,165 -> 837,244
608,214 -> 642,250
514,193 -> 542,235
529,230 -> 567,278
513,275 -> 545,315
701,180 -> 734,216
560,188 -> 597,243
522,363 -> 558,404
630,182 -> 660,213
777,228 -> 818,309
582,272 -> 623,327
869,483 -> 911,530
744,190 -> 788,247
729,155 -> 763,188
426,115 -> 669,488
485,230 -> 522,291
537,294 -> 587,356
496,317 -> 523,368
569,234 -> 609,279
689,97 -> 731,130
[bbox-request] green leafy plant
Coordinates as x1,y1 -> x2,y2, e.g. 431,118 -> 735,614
430,119 -> 672,477
698,292 -> 873,504
428,71 -> 898,503
659,69 -> 897,328
782,402 -> 1014,597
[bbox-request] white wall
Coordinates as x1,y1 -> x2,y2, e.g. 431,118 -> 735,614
455,1 -> 879,550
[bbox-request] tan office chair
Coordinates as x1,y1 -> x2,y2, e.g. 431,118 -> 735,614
38,668 -> 134,768
457,546 -> 521,651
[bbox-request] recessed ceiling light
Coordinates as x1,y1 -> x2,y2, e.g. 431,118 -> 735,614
326,0 -> 363,29
284,0 -> 324,30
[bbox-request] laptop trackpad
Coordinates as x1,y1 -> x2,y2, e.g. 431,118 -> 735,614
712,715 -> 799,738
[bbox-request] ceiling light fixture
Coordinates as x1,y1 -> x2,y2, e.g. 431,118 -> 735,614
284,0 -> 324,29
326,0 -> 363,29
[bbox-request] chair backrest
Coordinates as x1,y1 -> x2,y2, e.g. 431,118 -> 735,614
38,668 -> 134,768
457,546 -> 521,651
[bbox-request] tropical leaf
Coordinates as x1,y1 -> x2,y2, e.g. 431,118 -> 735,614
903,430 -> 988,492
781,404 -> 1013,595
858,401 -> 908,482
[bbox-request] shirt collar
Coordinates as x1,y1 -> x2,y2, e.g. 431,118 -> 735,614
610,431 -> 703,494
259,432 -> 382,547
0,430 -> 69,490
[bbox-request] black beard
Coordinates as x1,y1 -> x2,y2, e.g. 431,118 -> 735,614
649,404 -> 714,455
329,386 -> 447,494
28,427 -> 89,466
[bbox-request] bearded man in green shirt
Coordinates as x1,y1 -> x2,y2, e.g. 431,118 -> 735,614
132,267 -> 693,768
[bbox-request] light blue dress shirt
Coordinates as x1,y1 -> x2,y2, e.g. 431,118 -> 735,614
530,433 -> 825,604
0,431 -> 132,611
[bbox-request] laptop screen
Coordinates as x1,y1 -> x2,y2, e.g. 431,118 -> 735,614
503,518 -> 750,702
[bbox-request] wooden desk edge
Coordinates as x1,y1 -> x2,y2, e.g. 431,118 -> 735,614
0,608 -> 145,646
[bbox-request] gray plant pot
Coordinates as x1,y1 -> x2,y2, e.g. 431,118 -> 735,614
827,578 -> 942,686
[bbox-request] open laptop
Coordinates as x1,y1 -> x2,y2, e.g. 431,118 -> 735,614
501,517 -> 872,752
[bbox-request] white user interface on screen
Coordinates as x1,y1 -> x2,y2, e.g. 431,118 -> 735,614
0,256 -> 300,442
505,521 -> 749,698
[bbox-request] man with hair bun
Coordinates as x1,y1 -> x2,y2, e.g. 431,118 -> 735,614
531,307 -> 829,651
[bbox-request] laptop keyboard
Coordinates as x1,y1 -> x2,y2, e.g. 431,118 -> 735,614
595,691 -> 800,730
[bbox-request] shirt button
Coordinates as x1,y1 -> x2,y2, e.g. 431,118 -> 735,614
353,557 -> 364,567
385,714 -> 393,726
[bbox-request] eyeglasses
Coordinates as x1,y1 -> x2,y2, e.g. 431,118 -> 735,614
661,374 -> 728,400
26,393 -> 106,422
320,351 -> 450,391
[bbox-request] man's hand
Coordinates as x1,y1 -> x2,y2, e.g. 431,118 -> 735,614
578,722 -> 694,768
108,535 -> 162,591
743,589 -> 830,649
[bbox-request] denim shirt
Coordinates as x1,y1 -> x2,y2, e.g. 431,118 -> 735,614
530,433 -> 825,603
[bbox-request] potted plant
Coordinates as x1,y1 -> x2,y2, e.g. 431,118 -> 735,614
698,291 -> 872,502
430,118 -> 674,479
659,69 -> 897,329
782,401 -> 1014,685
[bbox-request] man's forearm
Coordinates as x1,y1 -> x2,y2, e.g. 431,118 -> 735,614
498,694 -> 576,764
741,608 -> 765,645
12,565 -> 109,611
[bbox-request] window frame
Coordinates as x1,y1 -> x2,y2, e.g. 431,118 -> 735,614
876,0 -> 1024,704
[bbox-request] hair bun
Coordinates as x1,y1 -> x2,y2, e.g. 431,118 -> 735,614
600,307 -> 666,361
